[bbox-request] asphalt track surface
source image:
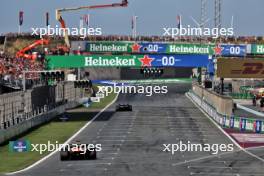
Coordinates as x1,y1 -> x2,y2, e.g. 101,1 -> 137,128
10,83 -> 264,176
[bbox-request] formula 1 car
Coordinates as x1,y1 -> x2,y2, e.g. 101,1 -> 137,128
116,104 -> 132,111
60,142 -> 97,161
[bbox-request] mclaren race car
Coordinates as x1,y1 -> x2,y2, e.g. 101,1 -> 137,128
60,142 -> 97,161
116,104 -> 133,111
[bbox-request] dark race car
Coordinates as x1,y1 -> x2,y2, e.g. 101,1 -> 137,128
116,104 -> 132,111
60,142 -> 97,161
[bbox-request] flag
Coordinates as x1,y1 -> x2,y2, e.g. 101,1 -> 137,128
0,36 -> 5,45
19,11 -> 24,26
46,12 -> 49,26
132,16 -> 134,29
83,14 -> 89,27
79,17 -> 84,29
177,15 -> 181,29
132,16 -> 138,29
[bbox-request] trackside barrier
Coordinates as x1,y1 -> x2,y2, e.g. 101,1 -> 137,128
192,83 -> 233,116
0,101 -> 79,144
188,91 -> 264,134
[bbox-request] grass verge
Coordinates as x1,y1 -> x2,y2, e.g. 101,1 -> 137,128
0,90 -> 117,174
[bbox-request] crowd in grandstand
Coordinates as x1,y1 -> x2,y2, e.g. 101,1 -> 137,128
3,32 -> 264,43
0,53 -> 44,88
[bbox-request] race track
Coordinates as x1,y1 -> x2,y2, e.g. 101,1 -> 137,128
11,83 -> 264,176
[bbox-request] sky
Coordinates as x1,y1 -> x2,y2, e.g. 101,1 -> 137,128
0,0 -> 263,36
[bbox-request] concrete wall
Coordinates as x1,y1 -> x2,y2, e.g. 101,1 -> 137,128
0,81 -> 85,144
0,82 -> 84,130
0,102 -> 78,144
192,83 -> 234,116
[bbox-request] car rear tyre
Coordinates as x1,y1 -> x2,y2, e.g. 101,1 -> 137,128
89,151 -> 97,160
60,151 -> 69,161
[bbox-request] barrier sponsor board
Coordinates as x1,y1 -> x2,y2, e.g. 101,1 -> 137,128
251,44 -> 264,54
46,54 -> 209,68
246,119 -> 254,131
255,120 -> 262,133
230,116 -> 235,128
217,58 -> 264,78
262,121 -> 264,133
190,91 -> 264,134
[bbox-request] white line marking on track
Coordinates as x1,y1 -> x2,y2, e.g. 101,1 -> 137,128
5,94 -> 119,175
172,153 -> 229,167
100,140 -> 125,142
190,172 -> 239,176
103,157 -> 115,160
99,153 -> 118,155
100,140 -> 141,142
188,165 -> 232,169
97,136 -> 126,138
103,129 -> 131,131
67,163 -> 112,167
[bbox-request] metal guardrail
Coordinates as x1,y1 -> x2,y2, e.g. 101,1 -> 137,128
188,91 -> 264,134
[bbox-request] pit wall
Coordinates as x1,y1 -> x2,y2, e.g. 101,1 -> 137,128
192,83 -> 233,116
187,91 -> 264,134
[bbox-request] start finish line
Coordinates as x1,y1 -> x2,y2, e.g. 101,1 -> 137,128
46,54 -> 211,69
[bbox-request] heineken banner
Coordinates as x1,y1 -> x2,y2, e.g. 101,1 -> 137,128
220,44 -> 246,57
86,42 -> 132,53
85,42 -> 214,55
166,43 -> 214,55
79,41 -> 247,56
140,43 -> 167,53
251,44 -> 264,54
46,54 -> 209,69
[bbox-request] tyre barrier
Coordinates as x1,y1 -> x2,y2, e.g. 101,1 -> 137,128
188,91 -> 264,134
